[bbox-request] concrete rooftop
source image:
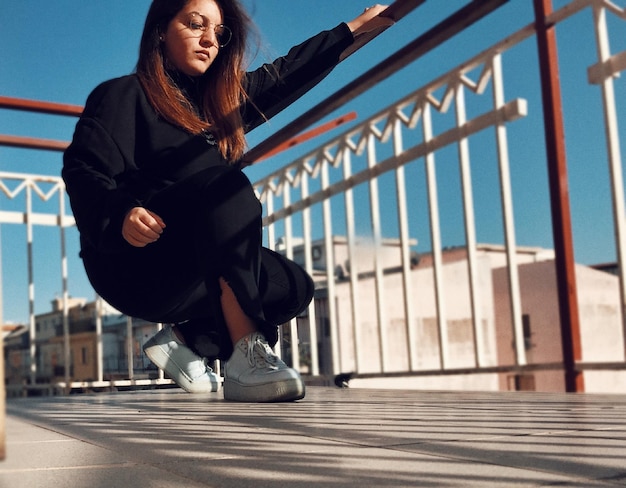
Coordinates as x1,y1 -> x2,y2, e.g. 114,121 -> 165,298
2,387 -> 626,487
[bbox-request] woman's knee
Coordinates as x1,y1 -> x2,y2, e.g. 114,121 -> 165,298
260,249 -> 315,323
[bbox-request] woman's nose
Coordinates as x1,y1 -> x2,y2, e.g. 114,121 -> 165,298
200,29 -> 218,47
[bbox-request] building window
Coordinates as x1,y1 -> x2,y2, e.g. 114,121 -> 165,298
81,347 -> 88,365
522,314 -> 532,350
507,374 -> 536,391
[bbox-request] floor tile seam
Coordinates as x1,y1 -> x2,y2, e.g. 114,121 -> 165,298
3,418 -> 235,487
5,414 -> 135,457
524,426 -> 626,439
0,462 -> 138,475
596,472 -> 626,485
378,442 -> 621,486
343,427 -> 626,454
7,416 -> 389,465
9,414 -> 625,452
6,439 -> 79,446
308,436 -> 617,486
13,404 -> 626,423
385,426 -> 626,444
9,396 -> 626,412
6,414 -> 83,437
6,413 -> 349,447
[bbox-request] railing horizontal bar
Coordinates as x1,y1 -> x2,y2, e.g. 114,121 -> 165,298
0,171 -> 65,182
5,378 -> 177,394
262,98 -> 527,225
0,211 -> 75,226
10,362 -> 623,395
64,379 -> 177,388
350,363 -> 626,379
588,49 -> 626,84
347,361 -> 626,380
577,362 -> 626,371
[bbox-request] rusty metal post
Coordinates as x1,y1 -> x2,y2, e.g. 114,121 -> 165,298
0,227 -> 5,460
0,332 -> 4,461
533,0 -> 584,392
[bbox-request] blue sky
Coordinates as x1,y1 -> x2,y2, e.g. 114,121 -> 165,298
1,0 -> 625,323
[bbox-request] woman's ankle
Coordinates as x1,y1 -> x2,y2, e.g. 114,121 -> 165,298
172,325 -> 187,344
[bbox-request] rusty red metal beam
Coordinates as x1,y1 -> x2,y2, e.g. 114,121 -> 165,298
255,112 -> 357,162
0,135 -> 69,152
0,96 -> 83,117
0,107 -> 355,155
241,0 -> 509,166
534,0 -> 584,393
0,96 -> 80,152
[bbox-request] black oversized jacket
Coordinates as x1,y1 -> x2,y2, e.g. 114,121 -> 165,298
63,23 -> 354,256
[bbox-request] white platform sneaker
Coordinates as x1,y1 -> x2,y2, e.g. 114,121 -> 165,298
224,332 -> 305,402
143,325 -> 220,393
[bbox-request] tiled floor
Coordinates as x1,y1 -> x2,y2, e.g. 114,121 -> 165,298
2,387 -> 626,487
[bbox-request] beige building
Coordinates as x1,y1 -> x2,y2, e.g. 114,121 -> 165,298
288,238 -> 625,393
3,297 -> 161,388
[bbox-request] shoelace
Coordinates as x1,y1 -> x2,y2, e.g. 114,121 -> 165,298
201,357 -> 214,374
246,335 -> 279,369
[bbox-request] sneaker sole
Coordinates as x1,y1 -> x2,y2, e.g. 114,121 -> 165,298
223,377 -> 305,402
144,344 -> 219,393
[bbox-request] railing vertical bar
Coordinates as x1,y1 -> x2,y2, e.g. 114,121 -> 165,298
95,296 -> 104,382
282,181 -> 300,369
343,149 -> 361,372
156,323 -> 164,381
393,118 -> 418,370
301,172 -> 320,376
264,192 -> 282,358
422,102 -> 449,369
321,160 -> 341,374
367,132 -> 389,372
0,224 -> 3,459
26,185 -> 37,385
58,189 -> 74,386
591,2 -> 626,358
492,53 -> 526,366
126,316 -> 133,381
455,84 -> 483,368
60,202 -> 75,391
282,181 -> 293,259
265,191 -> 275,251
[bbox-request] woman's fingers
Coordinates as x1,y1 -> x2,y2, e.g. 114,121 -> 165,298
347,4 -> 394,35
122,207 -> 166,247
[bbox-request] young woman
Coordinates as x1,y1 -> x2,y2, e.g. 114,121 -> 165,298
62,0 -> 391,402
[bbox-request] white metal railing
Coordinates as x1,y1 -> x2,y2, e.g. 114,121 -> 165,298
253,0 -> 626,382
585,0 -> 626,357
2,0 -> 625,394
0,173 -> 172,392
0,172 -> 73,387
254,43 -> 528,376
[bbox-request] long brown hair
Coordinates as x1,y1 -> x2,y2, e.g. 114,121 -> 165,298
136,0 -> 252,162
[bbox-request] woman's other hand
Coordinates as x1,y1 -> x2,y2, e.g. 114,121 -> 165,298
122,207 -> 166,247
347,5 -> 394,36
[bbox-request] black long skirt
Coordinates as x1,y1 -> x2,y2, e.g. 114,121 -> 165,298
82,165 -> 314,360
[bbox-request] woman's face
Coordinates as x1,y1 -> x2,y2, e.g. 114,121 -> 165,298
162,0 -> 225,76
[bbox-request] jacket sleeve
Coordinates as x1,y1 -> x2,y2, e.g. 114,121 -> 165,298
241,23 -> 354,132
62,77 -> 144,254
